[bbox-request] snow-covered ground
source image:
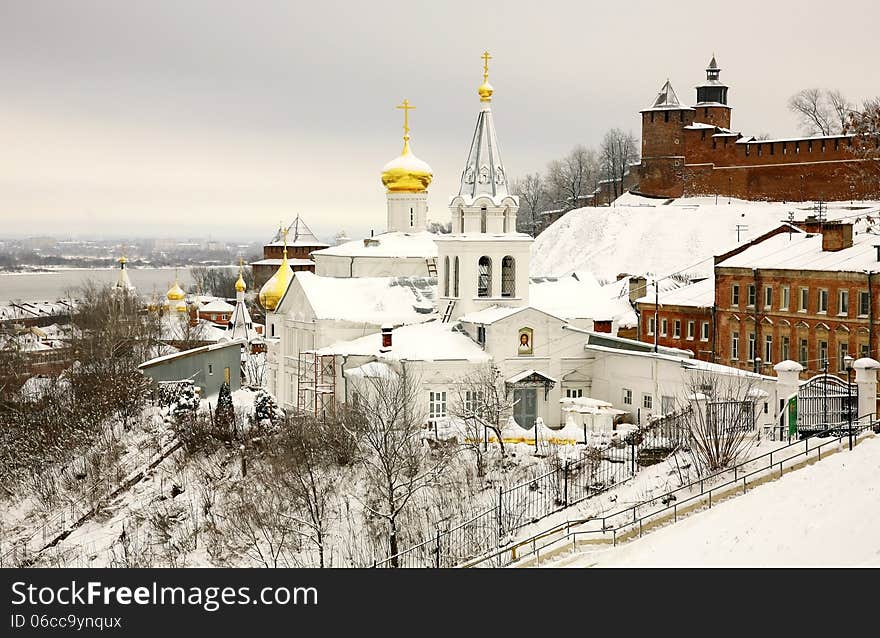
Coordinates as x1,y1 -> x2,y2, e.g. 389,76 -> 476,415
531,194 -> 880,281
554,436 -> 880,567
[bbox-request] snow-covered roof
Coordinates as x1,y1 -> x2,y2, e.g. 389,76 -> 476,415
345,361 -> 397,379
199,299 -> 235,313
251,258 -> 315,266
560,397 -> 626,415
139,339 -> 245,369
529,272 -> 617,321
684,122 -> 716,130
507,369 -> 558,384
635,277 -> 715,308
458,305 -> 525,324
531,194 -> 880,281
319,321 -> 489,363
641,80 -> 693,112
266,215 -> 329,247
716,229 -> 880,272
312,231 -> 438,258
295,270 -> 436,324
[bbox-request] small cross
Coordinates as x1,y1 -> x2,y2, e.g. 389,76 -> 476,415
396,99 -> 415,138
481,50 -> 492,81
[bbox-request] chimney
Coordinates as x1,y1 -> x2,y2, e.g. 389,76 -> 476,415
628,275 -> 648,304
819,221 -> 853,252
380,324 -> 393,353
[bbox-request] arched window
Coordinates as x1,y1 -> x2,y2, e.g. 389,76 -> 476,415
459,208 -> 465,233
480,207 -> 487,233
443,256 -> 450,296
477,256 -> 492,298
453,256 -> 460,297
501,256 -> 515,297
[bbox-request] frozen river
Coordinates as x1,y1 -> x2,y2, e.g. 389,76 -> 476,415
0,268 -> 195,304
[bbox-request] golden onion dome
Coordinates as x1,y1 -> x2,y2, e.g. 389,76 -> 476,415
381,138 -> 433,193
166,279 -> 186,301
235,272 -> 246,293
478,80 -> 494,102
259,253 -> 293,312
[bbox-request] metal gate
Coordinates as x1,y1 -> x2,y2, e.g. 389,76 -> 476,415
797,373 -> 857,434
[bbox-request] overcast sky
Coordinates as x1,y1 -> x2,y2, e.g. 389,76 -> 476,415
1,0 -> 877,242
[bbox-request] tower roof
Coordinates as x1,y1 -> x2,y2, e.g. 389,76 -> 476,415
268,215 -> 328,247
707,54 -> 719,71
457,51 -> 511,204
641,80 -> 693,112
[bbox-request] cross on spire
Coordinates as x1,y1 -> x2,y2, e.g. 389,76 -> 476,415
481,50 -> 492,82
281,222 -> 289,258
396,99 -> 415,141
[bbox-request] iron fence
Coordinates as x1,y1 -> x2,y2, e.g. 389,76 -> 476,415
373,410 -> 691,568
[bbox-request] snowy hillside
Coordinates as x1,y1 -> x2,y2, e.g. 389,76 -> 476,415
531,194 -> 880,281
558,436 -> 880,567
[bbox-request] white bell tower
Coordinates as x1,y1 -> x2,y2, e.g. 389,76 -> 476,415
435,52 -> 532,320
381,99 -> 433,233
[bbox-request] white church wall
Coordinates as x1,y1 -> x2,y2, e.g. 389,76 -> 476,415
314,253 -> 431,278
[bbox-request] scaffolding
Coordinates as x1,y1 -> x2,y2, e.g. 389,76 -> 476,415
296,351 -> 337,417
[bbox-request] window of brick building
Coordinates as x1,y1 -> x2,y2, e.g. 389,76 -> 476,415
765,335 -> 773,363
819,340 -> 828,367
747,284 -> 756,307
782,336 -> 790,361
732,284 -> 740,306
838,290 -> 849,316
799,339 -> 809,366
795,142 -> 800,154
701,322 -> 710,341
764,286 -> 772,309
799,287 -> 809,312
781,286 -> 790,310
861,343 -> 870,358
674,320 -> 681,338
859,291 -> 870,316
748,332 -> 756,362
647,316 -> 655,336
661,318 -> 668,337
838,342 -> 849,371
732,333 -> 739,360
818,289 -> 828,314
687,321 -> 695,340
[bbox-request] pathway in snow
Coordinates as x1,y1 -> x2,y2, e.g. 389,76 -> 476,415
548,436 -> 880,567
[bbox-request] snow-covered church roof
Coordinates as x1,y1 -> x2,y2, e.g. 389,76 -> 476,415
289,270 -> 437,324
311,231 -> 438,259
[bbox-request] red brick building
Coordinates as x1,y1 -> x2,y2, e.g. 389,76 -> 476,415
637,56 -> 880,202
635,278 -> 715,361
714,221 -> 880,378
251,215 -> 329,290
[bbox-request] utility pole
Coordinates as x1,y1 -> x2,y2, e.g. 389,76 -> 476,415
654,279 -> 659,354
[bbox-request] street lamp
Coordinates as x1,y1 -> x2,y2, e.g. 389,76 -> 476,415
844,354 -> 855,450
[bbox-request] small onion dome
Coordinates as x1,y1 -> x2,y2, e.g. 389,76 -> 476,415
478,80 -> 494,102
381,138 -> 433,193
259,255 -> 293,311
235,271 -> 246,293
166,280 -> 186,301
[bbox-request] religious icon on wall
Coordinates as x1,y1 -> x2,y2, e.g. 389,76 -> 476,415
518,327 -> 533,355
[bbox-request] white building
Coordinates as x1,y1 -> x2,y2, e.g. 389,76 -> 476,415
262,53 -> 779,433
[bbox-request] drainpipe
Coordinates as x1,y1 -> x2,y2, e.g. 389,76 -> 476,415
711,303 -> 717,362
753,268 -> 761,373
349,256 -> 355,278
869,271 -> 875,358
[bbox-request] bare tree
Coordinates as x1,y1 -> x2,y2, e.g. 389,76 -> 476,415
547,145 -> 599,211
678,371 -> 760,474
450,364 -> 516,459
843,97 -> 880,192
600,129 -> 640,199
190,265 -> 253,299
788,88 -> 852,136
511,173 -> 546,236
344,365 -> 448,566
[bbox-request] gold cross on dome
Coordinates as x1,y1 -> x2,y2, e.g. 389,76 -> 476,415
396,99 -> 415,139
481,50 -> 492,81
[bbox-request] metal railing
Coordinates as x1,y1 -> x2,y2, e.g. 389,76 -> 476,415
461,417 -> 878,568
374,410 -> 691,568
